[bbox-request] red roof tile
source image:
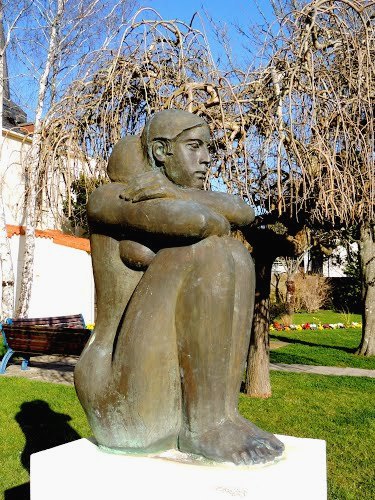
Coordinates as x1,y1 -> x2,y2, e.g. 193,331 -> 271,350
6,225 -> 91,253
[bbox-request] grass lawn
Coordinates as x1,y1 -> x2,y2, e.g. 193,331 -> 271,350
276,310 -> 362,325
270,310 -> 375,369
0,377 -> 91,499
1,374 -> 374,500
239,372 -> 375,500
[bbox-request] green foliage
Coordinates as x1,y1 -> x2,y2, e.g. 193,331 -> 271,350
342,256 -> 362,312
329,233 -> 362,313
0,336 -> 6,358
63,174 -> 106,236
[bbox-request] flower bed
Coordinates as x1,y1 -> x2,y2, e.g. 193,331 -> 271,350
270,321 -> 362,332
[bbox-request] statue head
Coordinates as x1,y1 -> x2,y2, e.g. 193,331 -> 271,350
141,109 -> 211,189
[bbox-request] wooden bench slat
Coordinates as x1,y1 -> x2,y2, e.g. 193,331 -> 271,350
7,340 -> 89,356
7,314 -> 85,328
3,325 -> 89,334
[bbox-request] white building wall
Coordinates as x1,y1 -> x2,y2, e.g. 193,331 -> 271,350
322,243 -> 358,278
1,130 -> 69,230
0,130 -> 30,225
1,130 -> 95,324
302,245 -> 356,278
6,234 -> 95,324
0,129 -> 94,323
322,258 -> 346,278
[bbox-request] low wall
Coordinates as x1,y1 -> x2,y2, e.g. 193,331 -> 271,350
2,229 -> 95,324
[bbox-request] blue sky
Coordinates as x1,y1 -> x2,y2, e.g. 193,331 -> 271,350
144,0 -> 275,64
7,0 -> 276,122
145,0 -> 273,27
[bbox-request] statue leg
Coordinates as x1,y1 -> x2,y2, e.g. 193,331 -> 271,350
105,246 -> 191,453
177,236 -> 284,464
225,238 -> 284,455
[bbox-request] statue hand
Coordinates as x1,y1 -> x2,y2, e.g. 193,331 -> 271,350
120,171 -> 180,202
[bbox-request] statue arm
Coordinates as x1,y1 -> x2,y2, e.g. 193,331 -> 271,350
183,190 -> 255,227
120,171 -> 255,227
87,184 -> 230,239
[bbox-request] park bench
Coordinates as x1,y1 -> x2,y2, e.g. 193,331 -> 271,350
0,314 -> 91,374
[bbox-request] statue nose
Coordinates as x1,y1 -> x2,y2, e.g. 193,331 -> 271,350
199,147 -> 210,166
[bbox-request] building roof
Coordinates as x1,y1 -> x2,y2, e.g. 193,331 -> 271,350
3,97 -> 27,130
1,18 -> 28,131
6,225 -> 91,253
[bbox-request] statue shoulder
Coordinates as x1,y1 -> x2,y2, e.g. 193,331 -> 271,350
87,182 -> 125,221
88,182 -> 124,203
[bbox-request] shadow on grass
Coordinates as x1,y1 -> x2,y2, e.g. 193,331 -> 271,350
269,334 -> 356,353
5,400 -> 81,500
4,483 -> 30,500
270,351 -> 321,365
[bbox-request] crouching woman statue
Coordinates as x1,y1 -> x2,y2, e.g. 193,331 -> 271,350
74,109 -> 284,465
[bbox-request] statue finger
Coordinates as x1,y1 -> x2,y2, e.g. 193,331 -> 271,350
119,189 -> 133,200
133,188 -> 170,202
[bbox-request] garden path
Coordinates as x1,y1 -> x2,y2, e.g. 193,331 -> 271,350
2,355 -> 75,385
1,355 -> 374,385
269,363 -> 375,378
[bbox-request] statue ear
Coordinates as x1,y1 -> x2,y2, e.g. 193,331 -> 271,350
152,140 -> 168,164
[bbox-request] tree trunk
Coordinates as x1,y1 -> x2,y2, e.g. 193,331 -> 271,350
274,273 -> 282,303
0,41 -> 3,137
15,222 -> 36,318
15,0 -> 64,317
245,255 -> 273,398
0,18 -> 15,320
0,194 -> 15,320
285,277 -> 296,316
309,245 -> 324,275
357,222 -> 375,356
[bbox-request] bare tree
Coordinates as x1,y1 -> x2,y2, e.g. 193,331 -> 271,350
36,3 -> 374,403
212,0 -> 375,396
258,0 -> 375,354
0,0 -> 28,319
0,191 -> 14,320
40,10 -> 314,398
5,0 -> 135,317
280,252 -> 309,315
15,0 -> 66,317
39,9 -> 257,238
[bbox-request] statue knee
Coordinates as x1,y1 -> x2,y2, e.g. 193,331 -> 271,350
191,236 -> 229,267
223,237 -> 254,272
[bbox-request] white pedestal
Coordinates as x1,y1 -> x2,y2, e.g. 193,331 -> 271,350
30,435 -> 326,499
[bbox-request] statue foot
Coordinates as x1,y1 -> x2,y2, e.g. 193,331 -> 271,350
178,419 -> 284,465
232,413 -> 285,455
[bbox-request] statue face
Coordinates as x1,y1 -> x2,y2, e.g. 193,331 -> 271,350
163,125 -> 211,189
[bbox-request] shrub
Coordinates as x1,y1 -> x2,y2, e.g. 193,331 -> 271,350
269,301 -> 287,321
279,313 -> 294,326
294,273 -> 331,313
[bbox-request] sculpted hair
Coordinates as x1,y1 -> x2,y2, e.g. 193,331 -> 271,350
141,109 -> 208,169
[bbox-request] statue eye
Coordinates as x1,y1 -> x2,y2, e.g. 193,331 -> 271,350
187,141 -> 200,149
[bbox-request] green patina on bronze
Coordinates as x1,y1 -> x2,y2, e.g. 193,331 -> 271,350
74,109 -> 284,465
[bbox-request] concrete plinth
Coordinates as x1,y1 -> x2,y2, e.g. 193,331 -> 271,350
30,435 -> 326,499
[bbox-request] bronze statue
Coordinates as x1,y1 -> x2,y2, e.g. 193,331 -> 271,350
74,109 -> 284,465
